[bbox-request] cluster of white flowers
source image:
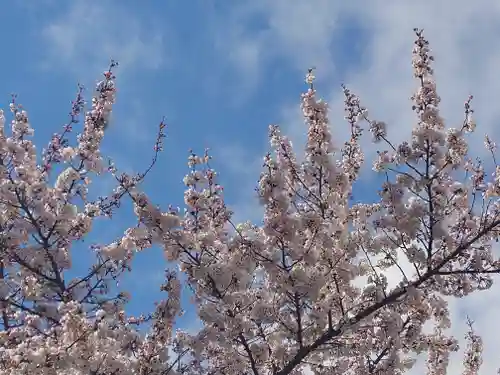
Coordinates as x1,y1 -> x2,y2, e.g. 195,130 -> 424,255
0,29 -> 499,375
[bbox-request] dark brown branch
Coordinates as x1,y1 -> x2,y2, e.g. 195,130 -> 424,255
238,333 -> 261,375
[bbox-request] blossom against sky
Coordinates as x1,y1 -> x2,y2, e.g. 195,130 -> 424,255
4,0 -> 500,372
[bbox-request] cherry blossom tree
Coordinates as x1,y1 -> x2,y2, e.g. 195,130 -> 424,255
0,29 -> 498,375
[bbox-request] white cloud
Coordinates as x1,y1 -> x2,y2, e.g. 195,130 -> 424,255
209,0 -> 347,99
40,1 -> 166,77
216,0 -> 500,153
212,1 -> 500,373
321,0 -> 500,157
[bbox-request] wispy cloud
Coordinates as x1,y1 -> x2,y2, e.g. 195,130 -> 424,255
214,1 -> 500,153
40,0 -> 166,77
208,0 -> 347,93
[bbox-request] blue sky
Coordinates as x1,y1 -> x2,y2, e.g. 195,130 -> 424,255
5,0 -> 500,372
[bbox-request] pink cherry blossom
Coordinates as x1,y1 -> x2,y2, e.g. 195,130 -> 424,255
0,29 -> 498,375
